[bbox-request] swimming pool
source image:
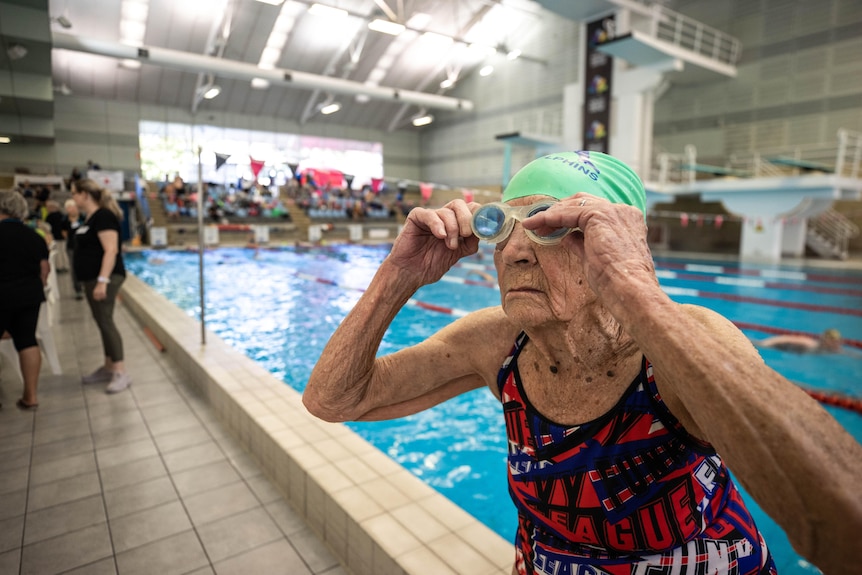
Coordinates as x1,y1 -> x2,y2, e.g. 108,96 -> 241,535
126,245 -> 862,574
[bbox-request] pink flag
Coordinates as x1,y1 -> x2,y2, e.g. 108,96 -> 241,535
420,183 -> 433,202
250,157 -> 265,179
462,189 -> 474,203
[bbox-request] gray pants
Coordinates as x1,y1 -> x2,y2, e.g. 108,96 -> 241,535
83,275 -> 125,362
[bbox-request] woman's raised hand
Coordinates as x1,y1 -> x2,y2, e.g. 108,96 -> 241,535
386,199 -> 480,287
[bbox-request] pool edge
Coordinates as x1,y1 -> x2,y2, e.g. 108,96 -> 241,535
120,274 -> 514,575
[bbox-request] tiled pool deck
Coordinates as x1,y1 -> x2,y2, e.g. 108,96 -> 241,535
0,271 -> 512,574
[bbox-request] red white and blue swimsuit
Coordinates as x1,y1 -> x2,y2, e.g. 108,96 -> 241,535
498,332 -> 777,575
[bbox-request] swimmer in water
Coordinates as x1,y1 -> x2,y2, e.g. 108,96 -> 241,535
756,329 -> 845,354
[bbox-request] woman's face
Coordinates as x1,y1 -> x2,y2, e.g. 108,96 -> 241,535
493,196 -> 594,328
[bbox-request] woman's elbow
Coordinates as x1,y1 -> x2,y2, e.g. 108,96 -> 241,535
302,392 -> 350,423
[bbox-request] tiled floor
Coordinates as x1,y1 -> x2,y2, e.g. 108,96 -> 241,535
0,273 -> 346,575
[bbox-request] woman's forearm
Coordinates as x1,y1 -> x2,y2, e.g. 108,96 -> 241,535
303,261 -> 421,422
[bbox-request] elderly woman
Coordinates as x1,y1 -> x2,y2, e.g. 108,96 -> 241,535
71,179 -> 131,393
304,152 -> 861,575
0,190 -> 50,409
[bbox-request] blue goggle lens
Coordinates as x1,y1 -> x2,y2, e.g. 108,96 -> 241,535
473,206 -> 507,237
471,201 -> 575,245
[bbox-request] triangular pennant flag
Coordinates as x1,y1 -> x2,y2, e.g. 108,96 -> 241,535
343,174 -> 355,189
288,163 -> 299,178
420,183 -> 433,201
215,153 -> 231,171
250,156 -> 265,179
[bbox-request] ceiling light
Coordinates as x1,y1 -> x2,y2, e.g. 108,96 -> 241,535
120,20 -> 146,44
440,78 -> 455,89
368,19 -> 404,36
251,78 -> 270,89
308,4 -> 348,18
255,0 -> 284,4
320,102 -> 341,115
120,59 -> 141,69
479,65 -> 494,77
6,43 -> 27,61
506,48 -> 521,60
203,86 -> 221,99
412,114 -> 434,127
0,137 -> 11,144
355,94 -> 370,103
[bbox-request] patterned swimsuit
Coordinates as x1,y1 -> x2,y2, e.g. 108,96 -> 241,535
498,332 -> 777,575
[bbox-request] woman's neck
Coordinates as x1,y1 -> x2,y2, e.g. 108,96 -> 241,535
526,309 -> 636,373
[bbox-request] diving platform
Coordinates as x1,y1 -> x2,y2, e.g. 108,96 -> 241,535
648,130 -> 862,262
597,31 -> 737,79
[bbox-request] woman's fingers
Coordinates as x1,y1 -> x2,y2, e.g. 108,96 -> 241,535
410,201 -> 475,249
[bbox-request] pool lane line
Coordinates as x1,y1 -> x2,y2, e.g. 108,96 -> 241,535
293,272 -> 862,347
664,287 -> 862,317
801,388 -> 862,415
657,260 -> 862,286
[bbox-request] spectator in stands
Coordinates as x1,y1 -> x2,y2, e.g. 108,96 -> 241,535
164,193 -> 181,220
0,190 -> 50,409
756,329 -> 845,354
62,198 -> 85,299
166,175 -> 187,198
71,179 -> 132,394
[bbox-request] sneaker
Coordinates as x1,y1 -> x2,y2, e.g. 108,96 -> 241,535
82,366 -> 113,384
106,372 -> 132,394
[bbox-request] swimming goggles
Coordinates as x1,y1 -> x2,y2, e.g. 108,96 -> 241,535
471,200 -> 576,245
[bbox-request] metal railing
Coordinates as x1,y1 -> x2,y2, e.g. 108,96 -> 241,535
655,129 -> 862,184
648,3 -> 742,65
808,209 -> 860,259
656,144 -> 697,184
728,129 -> 862,178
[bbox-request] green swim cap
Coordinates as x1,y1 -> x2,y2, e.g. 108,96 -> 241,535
502,151 -> 646,215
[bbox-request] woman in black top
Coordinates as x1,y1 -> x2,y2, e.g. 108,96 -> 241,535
71,179 -> 132,394
0,190 -> 50,409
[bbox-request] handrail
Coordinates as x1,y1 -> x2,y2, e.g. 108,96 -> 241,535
649,3 -> 741,65
808,209 -> 860,259
661,129 -> 862,180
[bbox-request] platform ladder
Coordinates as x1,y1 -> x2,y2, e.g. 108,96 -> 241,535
806,209 -> 859,260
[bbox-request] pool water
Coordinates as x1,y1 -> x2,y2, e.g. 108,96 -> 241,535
126,246 -> 862,574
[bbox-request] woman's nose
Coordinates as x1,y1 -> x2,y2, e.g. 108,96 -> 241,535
497,222 -> 536,262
